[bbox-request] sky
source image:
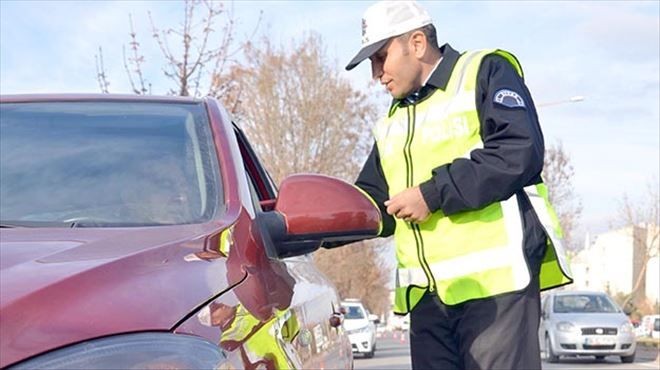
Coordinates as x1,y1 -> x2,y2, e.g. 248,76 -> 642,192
1,0 -> 659,242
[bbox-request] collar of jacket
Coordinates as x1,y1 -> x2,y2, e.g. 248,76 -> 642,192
391,43 -> 462,113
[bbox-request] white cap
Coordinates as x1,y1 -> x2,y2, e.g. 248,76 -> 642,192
346,1 -> 433,71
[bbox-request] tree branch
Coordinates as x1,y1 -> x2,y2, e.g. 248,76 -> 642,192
94,46 -> 110,93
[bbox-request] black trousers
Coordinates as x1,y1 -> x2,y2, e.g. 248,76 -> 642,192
410,276 -> 542,370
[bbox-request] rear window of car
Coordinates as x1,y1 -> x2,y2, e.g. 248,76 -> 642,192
0,101 -> 222,227
553,294 -> 620,314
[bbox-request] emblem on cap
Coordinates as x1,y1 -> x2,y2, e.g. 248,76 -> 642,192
494,89 -> 526,109
361,18 -> 369,44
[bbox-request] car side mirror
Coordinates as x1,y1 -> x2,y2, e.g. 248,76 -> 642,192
368,314 -> 380,324
257,174 -> 382,258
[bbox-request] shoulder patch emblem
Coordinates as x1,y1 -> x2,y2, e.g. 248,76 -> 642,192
494,89 -> 526,109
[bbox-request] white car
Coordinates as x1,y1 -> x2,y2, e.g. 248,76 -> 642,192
639,314 -> 660,338
341,300 -> 377,358
539,291 -> 636,364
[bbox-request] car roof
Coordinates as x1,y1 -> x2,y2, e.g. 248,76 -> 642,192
0,93 -> 203,104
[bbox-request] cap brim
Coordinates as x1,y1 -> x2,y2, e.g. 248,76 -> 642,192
345,38 -> 390,71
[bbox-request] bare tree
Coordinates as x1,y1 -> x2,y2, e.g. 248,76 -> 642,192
123,14 -> 150,95
615,179 -> 660,311
149,0 -> 232,97
543,141 -> 582,251
231,33 -> 376,183
94,47 -> 110,94
95,0 -> 257,114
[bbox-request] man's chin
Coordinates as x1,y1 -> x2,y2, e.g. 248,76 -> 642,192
389,89 -> 412,100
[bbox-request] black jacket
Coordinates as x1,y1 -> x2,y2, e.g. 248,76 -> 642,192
355,44 -> 548,274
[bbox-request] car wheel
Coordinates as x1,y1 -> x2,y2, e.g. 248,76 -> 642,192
365,345 -> 375,359
621,352 -> 635,364
545,335 -> 559,363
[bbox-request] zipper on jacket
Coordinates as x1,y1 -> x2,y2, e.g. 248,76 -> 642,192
404,105 -> 436,292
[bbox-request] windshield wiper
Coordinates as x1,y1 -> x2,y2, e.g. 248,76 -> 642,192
71,221 -> 177,228
1,219 -> 182,228
0,220 -> 77,228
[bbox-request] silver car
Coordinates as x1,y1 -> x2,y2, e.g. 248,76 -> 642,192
539,291 -> 636,363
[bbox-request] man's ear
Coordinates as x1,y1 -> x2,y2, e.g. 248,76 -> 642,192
409,31 -> 427,59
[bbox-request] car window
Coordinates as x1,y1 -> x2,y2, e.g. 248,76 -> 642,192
0,101 -> 221,227
553,294 -> 620,314
654,318 -> 660,331
232,123 -> 276,206
343,306 -> 366,320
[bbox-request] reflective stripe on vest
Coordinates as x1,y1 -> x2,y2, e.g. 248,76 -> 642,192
525,183 -> 573,289
374,49 -> 572,314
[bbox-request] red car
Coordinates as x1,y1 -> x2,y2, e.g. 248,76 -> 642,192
0,94 -> 381,369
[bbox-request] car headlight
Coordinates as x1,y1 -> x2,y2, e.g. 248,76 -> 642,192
620,321 -> 634,334
556,321 -> 577,333
9,333 -> 226,370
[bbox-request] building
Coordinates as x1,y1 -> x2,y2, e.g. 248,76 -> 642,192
571,224 -> 659,306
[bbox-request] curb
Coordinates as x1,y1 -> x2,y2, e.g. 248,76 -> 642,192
637,339 -> 660,349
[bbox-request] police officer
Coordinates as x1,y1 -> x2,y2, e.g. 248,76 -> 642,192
346,1 -> 573,369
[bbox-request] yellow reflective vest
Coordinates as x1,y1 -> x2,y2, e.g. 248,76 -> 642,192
373,49 -> 573,314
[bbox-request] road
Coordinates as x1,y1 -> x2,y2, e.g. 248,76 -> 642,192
354,332 -> 659,370
353,331 -> 411,370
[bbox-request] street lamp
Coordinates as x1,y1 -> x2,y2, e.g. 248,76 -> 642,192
538,95 -> 585,108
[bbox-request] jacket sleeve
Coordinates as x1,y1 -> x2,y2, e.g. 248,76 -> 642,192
355,142 -> 396,237
419,54 -> 545,215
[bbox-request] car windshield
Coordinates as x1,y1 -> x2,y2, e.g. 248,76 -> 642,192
343,306 -> 365,320
553,294 -> 620,314
0,101 -> 222,227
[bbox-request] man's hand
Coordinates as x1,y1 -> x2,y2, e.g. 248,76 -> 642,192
384,186 -> 430,223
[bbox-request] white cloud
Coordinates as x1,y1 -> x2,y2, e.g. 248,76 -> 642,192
575,3 -> 659,59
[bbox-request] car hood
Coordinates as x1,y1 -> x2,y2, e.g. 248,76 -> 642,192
0,224 -> 231,367
553,313 -> 628,327
343,318 -> 371,331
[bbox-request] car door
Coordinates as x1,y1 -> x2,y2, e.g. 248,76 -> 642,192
232,124 -> 352,369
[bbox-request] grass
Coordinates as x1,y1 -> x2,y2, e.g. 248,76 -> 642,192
637,337 -> 660,349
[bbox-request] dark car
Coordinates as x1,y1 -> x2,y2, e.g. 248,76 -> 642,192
0,94 -> 381,369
